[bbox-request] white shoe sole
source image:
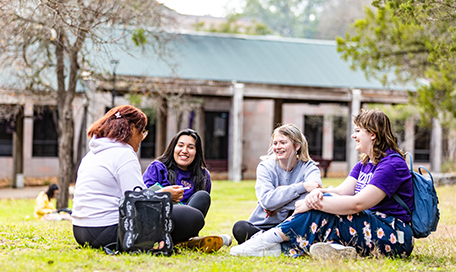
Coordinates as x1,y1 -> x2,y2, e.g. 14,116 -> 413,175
230,245 -> 281,257
309,242 -> 357,260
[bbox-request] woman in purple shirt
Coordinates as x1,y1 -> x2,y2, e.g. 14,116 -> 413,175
143,129 -> 229,252
230,109 -> 414,259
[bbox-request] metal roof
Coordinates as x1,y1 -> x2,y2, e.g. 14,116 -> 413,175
0,31 -> 415,92
111,32 -> 415,91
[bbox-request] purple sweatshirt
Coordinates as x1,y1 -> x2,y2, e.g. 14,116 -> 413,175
143,161 -> 211,204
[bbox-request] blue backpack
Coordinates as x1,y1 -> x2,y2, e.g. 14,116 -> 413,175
390,153 -> 440,238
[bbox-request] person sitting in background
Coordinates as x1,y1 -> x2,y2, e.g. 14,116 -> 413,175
143,128 -> 231,253
230,109 -> 414,259
232,123 -> 322,245
34,183 -> 72,221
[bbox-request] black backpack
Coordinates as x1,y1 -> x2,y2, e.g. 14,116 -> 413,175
105,186 -> 174,256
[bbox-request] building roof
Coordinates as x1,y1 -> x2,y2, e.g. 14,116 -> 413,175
110,31 -> 415,91
0,31 -> 415,92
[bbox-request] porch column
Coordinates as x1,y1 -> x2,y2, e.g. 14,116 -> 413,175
322,114 -> 333,159
347,89 -> 361,174
82,75 -> 97,154
12,110 -> 24,188
431,114 -> 442,173
22,102 -> 34,179
229,83 -> 244,182
404,119 -> 415,154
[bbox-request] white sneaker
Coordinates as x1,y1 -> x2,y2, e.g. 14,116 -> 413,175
230,233 -> 281,257
309,242 -> 358,260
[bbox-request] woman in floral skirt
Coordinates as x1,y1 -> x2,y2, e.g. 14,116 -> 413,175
230,109 -> 414,259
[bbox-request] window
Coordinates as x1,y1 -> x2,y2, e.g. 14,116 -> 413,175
33,106 -> 58,157
203,111 -> 229,172
414,124 -> 430,162
304,115 -> 323,157
332,116 -> 346,161
140,118 -> 156,159
0,119 -> 13,156
204,111 -> 229,160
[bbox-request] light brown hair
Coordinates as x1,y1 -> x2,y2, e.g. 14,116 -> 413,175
354,108 -> 405,165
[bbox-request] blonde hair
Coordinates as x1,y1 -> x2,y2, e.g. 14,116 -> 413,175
261,123 -> 311,162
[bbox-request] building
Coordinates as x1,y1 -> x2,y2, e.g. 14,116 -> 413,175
1,31 -> 449,184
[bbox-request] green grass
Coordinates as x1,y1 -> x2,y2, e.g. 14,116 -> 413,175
1,179 -> 455,271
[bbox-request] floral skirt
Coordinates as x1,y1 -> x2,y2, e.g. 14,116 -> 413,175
278,210 -> 414,258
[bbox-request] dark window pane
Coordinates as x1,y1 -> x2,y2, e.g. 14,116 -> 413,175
33,106 -> 58,157
332,116 -> 346,161
140,118 -> 156,159
204,111 -> 229,172
414,125 -> 430,162
0,120 -> 13,156
304,115 -> 323,157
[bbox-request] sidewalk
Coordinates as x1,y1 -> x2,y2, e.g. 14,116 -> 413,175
0,186 -> 48,199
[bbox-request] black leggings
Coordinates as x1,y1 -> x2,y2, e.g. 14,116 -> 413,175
73,224 -> 118,249
73,190 -> 211,248
172,190 -> 211,243
232,220 -> 276,244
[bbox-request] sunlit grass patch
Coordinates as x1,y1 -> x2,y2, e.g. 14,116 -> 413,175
0,179 -> 455,271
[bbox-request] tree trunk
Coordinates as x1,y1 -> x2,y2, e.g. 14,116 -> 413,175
55,31 -> 77,209
57,105 -> 75,209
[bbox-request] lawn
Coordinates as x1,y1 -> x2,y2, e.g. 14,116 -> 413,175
0,178 -> 455,271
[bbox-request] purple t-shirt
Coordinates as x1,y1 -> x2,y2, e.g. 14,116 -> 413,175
349,150 -> 413,223
142,161 -> 211,204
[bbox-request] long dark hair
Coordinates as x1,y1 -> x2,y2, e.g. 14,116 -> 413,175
354,109 -> 405,165
46,183 -> 59,199
157,129 -> 208,191
87,105 -> 147,144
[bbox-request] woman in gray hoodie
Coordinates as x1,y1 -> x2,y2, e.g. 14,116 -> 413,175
232,124 -> 322,244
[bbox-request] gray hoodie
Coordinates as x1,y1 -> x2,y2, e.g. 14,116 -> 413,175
248,159 -> 322,227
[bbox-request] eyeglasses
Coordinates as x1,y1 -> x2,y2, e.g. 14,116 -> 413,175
142,130 -> 149,140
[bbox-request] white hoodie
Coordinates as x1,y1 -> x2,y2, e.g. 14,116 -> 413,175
72,137 -> 146,227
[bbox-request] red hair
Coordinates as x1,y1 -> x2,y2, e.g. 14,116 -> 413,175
87,105 -> 147,144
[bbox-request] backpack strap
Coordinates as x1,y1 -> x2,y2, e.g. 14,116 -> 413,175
389,152 -> 412,216
393,194 -> 412,215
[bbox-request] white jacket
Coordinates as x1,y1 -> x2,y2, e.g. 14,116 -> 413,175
72,137 -> 145,227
